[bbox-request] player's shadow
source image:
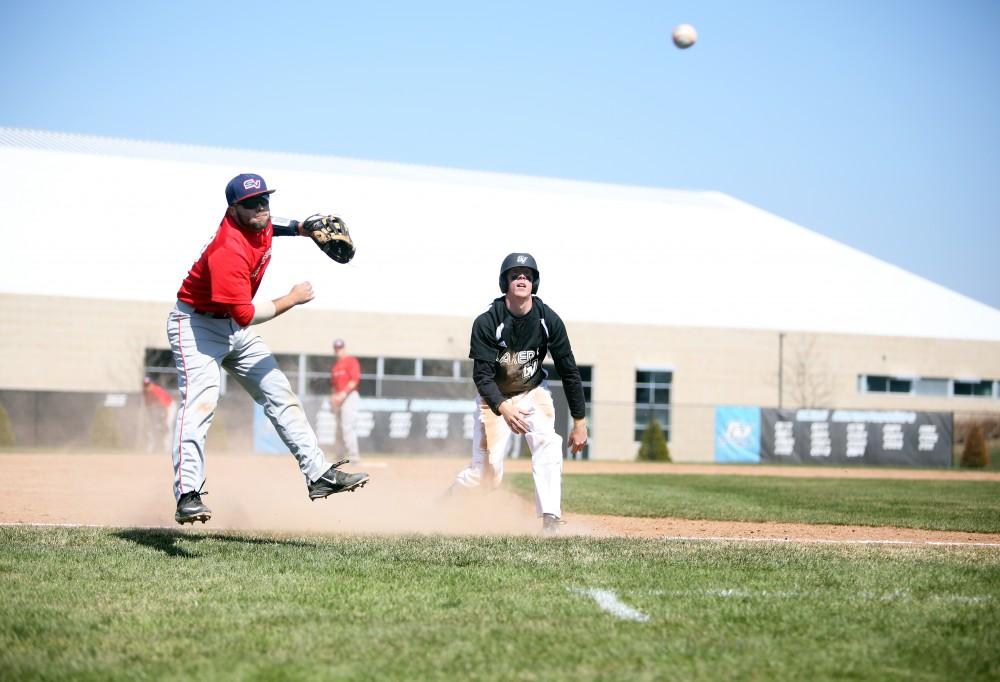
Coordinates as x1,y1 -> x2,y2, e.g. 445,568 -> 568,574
115,528 -> 315,558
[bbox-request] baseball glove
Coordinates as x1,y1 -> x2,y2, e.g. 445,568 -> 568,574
302,214 -> 355,264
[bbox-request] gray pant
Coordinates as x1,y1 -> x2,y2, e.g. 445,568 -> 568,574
332,390 -> 360,460
167,302 -> 331,500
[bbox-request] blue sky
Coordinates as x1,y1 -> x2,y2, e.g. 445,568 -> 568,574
3,1 -> 998,309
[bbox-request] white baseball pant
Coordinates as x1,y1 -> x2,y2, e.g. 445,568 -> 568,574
167,302 -> 333,500
333,390 -> 360,461
453,384 -> 563,518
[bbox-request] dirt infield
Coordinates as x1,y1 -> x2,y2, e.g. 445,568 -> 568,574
1,453 -> 998,545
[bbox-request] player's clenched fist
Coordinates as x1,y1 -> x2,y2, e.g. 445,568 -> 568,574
290,282 -> 315,305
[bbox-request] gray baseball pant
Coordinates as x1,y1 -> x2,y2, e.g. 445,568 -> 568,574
167,302 -> 332,500
333,390 -> 360,461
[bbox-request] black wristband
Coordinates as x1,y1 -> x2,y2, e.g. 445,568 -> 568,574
271,217 -> 301,237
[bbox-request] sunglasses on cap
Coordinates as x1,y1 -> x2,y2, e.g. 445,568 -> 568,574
237,195 -> 270,209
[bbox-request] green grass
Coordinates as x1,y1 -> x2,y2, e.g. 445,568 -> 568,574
1,527 -> 998,681
508,473 -> 1000,533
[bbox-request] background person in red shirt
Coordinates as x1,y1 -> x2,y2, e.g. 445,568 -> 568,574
329,338 -> 362,463
142,376 -> 176,454
166,173 -> 369,525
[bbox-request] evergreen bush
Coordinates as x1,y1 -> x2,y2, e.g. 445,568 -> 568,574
961,423 -> 989,468
637,418 -> 671,462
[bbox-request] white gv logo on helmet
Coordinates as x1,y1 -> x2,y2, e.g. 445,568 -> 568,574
517,255 -> 528,264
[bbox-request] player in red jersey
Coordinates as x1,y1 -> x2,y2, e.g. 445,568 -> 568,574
167,173 -> 369,525
329,338 -> 362,463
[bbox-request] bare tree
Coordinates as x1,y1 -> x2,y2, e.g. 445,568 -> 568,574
782,334 -> 833,408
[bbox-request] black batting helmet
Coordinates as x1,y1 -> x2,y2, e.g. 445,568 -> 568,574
498,253 -> 540,294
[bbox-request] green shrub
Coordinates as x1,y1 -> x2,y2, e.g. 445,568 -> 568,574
0,401 -> 14,446
90,405 -> 122,449
961,424 -> 989,468
637,418 -> 671,462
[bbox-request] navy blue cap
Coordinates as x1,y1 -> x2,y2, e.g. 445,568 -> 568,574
225,173 -> 276,206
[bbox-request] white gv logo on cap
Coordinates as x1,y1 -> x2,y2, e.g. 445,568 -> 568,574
517,255 -> 527,264
243,178 -> 261,190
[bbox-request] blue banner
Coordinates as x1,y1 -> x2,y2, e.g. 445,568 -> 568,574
715,406 -> 761,463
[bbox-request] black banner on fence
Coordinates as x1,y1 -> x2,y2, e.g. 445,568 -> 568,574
759,409 -> 953,467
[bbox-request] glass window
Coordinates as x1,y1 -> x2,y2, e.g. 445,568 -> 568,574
954,380 -> 994,397
274,353 -> 299,373
143,348 -> 177,389
358,378 -> 377,396
865,376 -> 887,392
634,407 -> 670,442
144,348 -> 173,369
458,361 -> 474,378
888,378 -> 912,393
636,370 -> 672,385
914,378 -> 948,396
422,359 -> 454,378
383,358 -> 416,376
635,369 -> 672,442
307,375 -> 331,395
306,354 -> 335,372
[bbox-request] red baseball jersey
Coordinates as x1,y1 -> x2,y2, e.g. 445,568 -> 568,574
331,355 -> 361,393
177,215 -> 272,314
144,382 -> 173,407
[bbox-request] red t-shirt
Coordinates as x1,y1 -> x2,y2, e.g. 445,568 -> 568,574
331,355 -> 361,393
177,215 -> 272,316
144,383 -> 173,408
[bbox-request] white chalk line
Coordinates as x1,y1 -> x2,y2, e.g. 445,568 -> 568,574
648,588 -> 994,604
568,587 -> 650,622
650,534 -> 1000,548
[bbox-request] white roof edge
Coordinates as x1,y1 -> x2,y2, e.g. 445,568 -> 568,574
0,126 -> 728,207
718,192 -> 1000,317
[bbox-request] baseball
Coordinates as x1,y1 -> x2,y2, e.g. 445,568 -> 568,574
672,23 -> 697,49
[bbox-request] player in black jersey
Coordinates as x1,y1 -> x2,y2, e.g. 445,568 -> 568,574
450,253 -> 588,533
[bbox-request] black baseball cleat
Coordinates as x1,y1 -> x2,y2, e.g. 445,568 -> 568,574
175,490 -> 211,525
308,460 -> 370,500
542,513 -> 566,534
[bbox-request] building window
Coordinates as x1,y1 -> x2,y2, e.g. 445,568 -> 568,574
859,374 -> 999,400
953,380 -> 994,397
862,375 -> 912,394
422,359 -> 456,378
383,358 -> 416,377
541,363 -> 594,459
635,369 -> 672,442
914,378 -> 949,396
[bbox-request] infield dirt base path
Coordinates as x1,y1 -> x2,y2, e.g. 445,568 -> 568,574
1,453 -> 998,545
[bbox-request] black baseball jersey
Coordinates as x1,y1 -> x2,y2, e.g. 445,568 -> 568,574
469,296 -> 586,418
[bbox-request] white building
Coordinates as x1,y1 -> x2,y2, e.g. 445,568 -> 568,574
1,128 -> 998,460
